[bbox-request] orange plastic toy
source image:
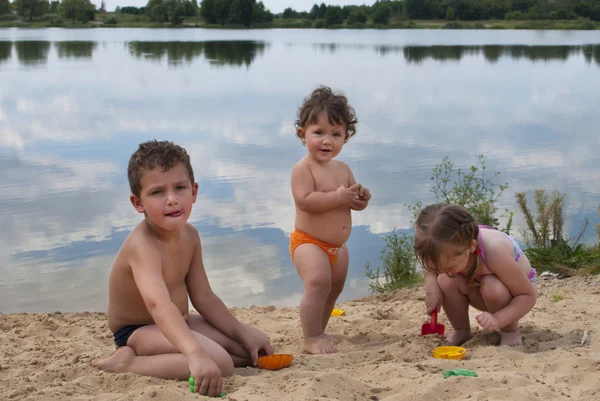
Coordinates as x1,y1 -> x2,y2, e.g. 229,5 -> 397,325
257,354 -> 293,370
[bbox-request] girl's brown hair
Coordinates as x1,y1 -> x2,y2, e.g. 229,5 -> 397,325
414,203 -> 481,286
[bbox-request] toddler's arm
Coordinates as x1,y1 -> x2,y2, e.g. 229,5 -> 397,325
291,163 -> 359,213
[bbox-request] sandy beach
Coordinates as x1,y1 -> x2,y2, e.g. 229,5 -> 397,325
1,276 -> 599,400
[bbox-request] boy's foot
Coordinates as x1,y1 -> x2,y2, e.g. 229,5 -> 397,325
444,330 -> 471,346
304,334 -> 337,354
500,330 -> 522,346
91,346 -> 136,373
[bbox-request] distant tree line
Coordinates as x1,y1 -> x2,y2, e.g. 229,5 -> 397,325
199,0 -> 273,26
281,0 -> 600,24
2,0 -> 599,25
6,0 -> 95,22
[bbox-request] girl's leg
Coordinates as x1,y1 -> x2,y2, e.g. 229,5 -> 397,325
478,275 -> 522,346
293,243 -> 337,354
438,274 -> 486,345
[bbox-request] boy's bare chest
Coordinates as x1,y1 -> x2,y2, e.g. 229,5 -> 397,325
310,165 -> 348,192
160,246 -> 194,285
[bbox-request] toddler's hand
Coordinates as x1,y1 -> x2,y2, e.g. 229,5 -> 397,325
357,185 -> 371,202
189,353 -> 223,397
336,184 -> 361,206
476,312 -> 501,332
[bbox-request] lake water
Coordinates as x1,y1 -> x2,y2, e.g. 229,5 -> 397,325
1,28 -> 599,313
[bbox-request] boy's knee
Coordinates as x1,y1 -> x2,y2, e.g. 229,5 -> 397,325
214,349 -> 234,377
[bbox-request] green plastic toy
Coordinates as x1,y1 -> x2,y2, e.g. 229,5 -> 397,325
188,375 -> 226,397
443,368 -> 478,379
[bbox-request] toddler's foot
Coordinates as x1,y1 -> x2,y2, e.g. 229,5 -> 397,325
500,330 -> 522,346
91,346 -> 136,373
304,333 -> 337,354
323,333 -> 339,344
445,330 -> 471,346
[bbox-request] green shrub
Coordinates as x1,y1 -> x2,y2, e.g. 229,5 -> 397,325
365,231 -> 422,293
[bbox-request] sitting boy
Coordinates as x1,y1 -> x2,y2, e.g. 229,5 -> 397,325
92,140 -> 273,397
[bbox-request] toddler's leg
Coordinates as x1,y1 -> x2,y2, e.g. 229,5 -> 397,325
478,275 -> 521,346
293,243 -> 337,354
438,274 -> 486,345
92,324 -> 234,379
321,247 -> 348,333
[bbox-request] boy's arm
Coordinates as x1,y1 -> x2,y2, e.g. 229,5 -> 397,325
292,163 -> 357,213
129,238 -> 207,359
187,231 -> 273,364
187,231 -> 245,340
186,230 -> 273,365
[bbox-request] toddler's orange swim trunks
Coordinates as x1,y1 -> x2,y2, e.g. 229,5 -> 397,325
289,229 -> 345,265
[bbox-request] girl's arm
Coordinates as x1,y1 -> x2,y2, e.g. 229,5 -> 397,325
484,239 -> 537,328
424,270 -> 442,315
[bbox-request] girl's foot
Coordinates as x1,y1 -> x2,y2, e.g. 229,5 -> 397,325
445,329 -> 471,345
500,330 -> 522,346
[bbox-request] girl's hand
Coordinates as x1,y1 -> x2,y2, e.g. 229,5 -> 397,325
476,312 -> 501,331
425,286 -> 443,315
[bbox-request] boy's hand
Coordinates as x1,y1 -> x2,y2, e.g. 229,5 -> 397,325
336,184 -> 361,207
189,353 -> 223,397
239,324 -> 273,366
475,312 -> 501,332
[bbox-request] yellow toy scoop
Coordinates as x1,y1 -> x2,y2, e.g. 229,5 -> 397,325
432,346 -> 466,360
331,308 -> 345,316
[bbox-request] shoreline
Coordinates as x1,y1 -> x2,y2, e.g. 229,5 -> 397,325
1,18 -> 598,31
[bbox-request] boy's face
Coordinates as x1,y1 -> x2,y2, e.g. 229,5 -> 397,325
297,111 -> 347,163
130,163 -> 198,232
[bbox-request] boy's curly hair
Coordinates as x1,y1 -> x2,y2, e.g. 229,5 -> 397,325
127,140 -> 194,197
294,85 -> 358,142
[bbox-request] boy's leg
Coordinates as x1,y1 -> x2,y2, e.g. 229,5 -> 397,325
322,246 -> 348,333
92,324 -> 234,379
293,243 -> 337,354
187,314 -> 253,367
438,274 -> 486,346
478,275 -> 522,346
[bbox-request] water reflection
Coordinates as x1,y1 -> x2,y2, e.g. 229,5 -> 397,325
0,41 -> 11,64
402,44 -> 600,65
313,42 -> 600,65
14,41 -> 51,66
55,41 -> 97,59
127,40 -> 268,67
2,41 -> 599,67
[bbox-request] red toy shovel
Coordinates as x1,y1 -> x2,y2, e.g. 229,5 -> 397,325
421,309 -> 445,337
